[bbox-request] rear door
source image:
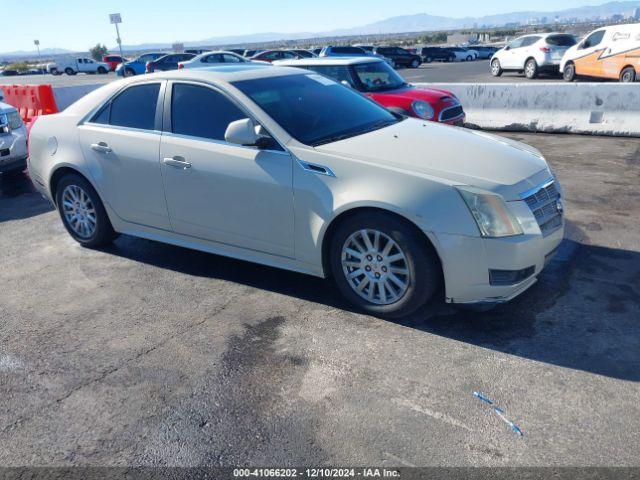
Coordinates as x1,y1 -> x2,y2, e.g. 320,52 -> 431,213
78,82 -> 171,230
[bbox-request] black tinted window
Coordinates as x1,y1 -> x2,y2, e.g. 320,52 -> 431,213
583,30 -> 605,48
109,83 -> 160,130
333,47 -> 364,54
546,35 -> 576,47
521,37 -> 541,47
171,83 -> 246,141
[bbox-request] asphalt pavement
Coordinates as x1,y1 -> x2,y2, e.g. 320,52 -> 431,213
0,132 -> 639,467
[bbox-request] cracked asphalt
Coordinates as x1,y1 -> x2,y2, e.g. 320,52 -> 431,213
0,132 -> 639,467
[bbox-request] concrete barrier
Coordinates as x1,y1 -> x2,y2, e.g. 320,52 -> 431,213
415,82 -> 640,137
53,84 -> 104,111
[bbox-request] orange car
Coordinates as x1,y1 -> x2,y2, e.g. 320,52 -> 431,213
561,23 -> 640,83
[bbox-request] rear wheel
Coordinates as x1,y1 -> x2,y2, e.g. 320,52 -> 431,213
524,58 -> 538,79
124,67 -> 135,77
563,62 -> 576,82
425,57 -> 433,63
55,174 -> 117,248
329,211 -> 440,319
466,55 -> 473,62
448,55 -> 455,62
64,67 -> 76,75
491,58 -> 503,77
620,66 -> 636,83
97,66 -> 107,74
411,59 -> 420,68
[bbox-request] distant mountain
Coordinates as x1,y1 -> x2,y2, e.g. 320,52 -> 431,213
0,48 -> 74,59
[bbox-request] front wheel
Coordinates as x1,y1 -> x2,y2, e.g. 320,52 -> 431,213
411,59 -> 420,68
620,66 -> 636,83
329,211 -> 441,319
124,67 -> 136,77
491,58 -> 503,77
563,63 -> 576,82
524,59 -> 538,79
55,174 -> 117,248
425,57 -> 433,63
466,55 -> 473,62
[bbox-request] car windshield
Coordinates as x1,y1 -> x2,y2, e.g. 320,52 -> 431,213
352,62 -> 407,92
233,73 -> 400,146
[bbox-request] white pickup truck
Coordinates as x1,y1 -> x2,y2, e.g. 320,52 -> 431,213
46,57 -> 110,76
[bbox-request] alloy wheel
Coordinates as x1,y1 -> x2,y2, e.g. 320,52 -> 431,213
341,229 -> 410,305
61,185 -> 97,239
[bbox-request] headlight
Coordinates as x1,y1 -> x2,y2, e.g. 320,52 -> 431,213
412,101 -> 434,120
7,111 -> 23,130
456,186 -> 523,238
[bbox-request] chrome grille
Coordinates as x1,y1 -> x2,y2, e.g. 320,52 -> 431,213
522,180 -> 563,237
439,105 -> 464,122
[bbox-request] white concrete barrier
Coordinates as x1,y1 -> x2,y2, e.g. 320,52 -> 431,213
415,82 -> 640,137
53,84 -> 104,111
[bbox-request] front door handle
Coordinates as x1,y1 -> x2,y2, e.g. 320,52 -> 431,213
90,142 -> 112,153
162,156 -> 191,169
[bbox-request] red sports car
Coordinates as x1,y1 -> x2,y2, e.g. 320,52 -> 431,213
275,57 -> 465,125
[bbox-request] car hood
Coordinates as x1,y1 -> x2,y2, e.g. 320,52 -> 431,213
313,119 -> 550,200
0,101 -> 17,114
368,86 -> 457,103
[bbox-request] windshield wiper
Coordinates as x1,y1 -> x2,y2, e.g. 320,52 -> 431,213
311,119 -> 399,147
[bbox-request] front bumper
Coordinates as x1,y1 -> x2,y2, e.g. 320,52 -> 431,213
430,217 -> 564,306
0,127 -> 28,174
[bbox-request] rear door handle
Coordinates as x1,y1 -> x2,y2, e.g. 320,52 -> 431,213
90,142 -> 112,153
162,156 -> 191,169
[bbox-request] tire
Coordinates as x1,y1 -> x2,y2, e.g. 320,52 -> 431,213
563,62 -> 576,82
329,211 -> 440,319
524,58 -> 538,79
64,67 -> 76,76
124,67 -> 135,77
410,59 -> 420,68
55,173 -> 117,248
466,55 -> 473,62
97,66 -> 107,74
448,56 -> 455,63
620,66 -> 636,83
50,68 -> 60,76
490,58 -> 503,77
425,57 -> 433,63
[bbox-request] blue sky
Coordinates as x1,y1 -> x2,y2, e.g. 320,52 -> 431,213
8,0 -> 611,52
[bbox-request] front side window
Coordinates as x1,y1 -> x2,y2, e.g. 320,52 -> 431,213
92,83 -> 160,130
171,83 -> 246,141
521,36 -> 541,47
508,38 -> 525,49
352,62 -> 407,92
233,73 -> 399,146
305,65 -> 356,87
582,30 -> 605,49
263,52 -> 280,60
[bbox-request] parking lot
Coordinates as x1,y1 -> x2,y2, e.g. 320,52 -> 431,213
0,60 -> 571,88
1,131 -> 639,466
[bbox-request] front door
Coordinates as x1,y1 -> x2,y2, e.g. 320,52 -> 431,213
159,82 -> 294,258
574,30 -> 607,77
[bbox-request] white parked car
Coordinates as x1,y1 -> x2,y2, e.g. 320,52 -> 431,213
47,57 -> 110,76
0,99 -> 28,175
28,66 -> 564,318
178,51 -> 250,70
491,33 -> 577,79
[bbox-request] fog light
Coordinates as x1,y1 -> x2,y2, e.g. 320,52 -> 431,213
489,266 -> 535,286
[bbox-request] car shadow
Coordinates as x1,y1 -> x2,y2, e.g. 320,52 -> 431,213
0,171 -> 55,222
100,220 -> 640,382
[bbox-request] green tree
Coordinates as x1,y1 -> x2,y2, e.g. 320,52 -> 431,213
89,43 -> 109,61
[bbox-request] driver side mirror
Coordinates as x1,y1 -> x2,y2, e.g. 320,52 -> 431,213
340,80 -> 353,89
225,118 -> 273,148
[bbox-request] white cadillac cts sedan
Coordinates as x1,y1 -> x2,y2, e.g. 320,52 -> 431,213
28,65 -> 564,318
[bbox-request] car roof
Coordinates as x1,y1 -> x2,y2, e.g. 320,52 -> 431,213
131,64 -> 305,83
274,57 -> 384,66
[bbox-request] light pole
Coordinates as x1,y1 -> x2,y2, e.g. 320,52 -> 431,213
34,39 -> 42,74
109,13 -> 125,63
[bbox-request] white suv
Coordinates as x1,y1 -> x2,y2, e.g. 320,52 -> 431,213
491,33 -> 577,79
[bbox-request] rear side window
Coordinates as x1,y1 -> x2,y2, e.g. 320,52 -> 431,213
92,83 -> 160,130
521,36 -> 541,47
546,34 -> 577,47
171,83 -> 246,141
